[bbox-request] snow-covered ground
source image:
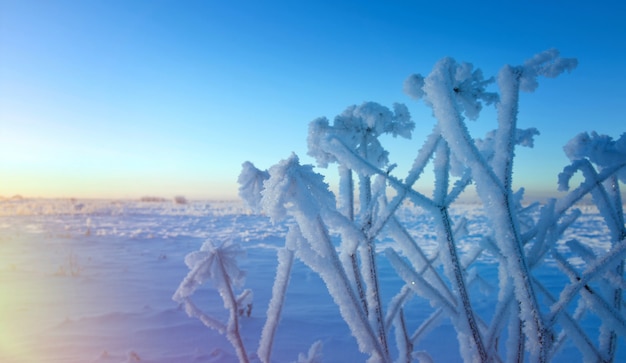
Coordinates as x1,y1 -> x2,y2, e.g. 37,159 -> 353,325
0,198 -> 623,362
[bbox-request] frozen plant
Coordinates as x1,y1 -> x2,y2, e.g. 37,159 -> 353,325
555,131 -> 626,361
234,49 -> 625,362
173,236 -> 322,363
173,239 -> 252,363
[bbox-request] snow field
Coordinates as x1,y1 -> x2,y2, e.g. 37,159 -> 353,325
1,199 -> 622,362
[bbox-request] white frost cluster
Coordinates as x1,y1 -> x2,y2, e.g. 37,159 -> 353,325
402,74 -> 425,101
260,153 -> 335,224
473,127 -> 541,165
173,240 -> 246,304
308,102 -> 414,171
238,161 -> 270,213
406,58 -> 498,121
563,132 -> 626,182
519,48 -> 578,92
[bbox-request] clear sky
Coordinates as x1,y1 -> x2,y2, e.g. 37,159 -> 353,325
1,0 -> 625,200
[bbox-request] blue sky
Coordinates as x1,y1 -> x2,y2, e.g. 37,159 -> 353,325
1,0 -> 624,199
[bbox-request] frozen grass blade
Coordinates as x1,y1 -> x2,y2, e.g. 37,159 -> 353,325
258,246 -> 294,363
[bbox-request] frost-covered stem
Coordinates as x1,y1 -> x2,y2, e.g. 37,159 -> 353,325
386,248 -> 458,314
362,235 -> 389,357
552,250 -> 626,361
484,283 -> 515,357
379,129 -> 441,222
482,235 -> 520,357
433,141 -> 487,361
406,129 -> 442,186
358,132 -> 373,220
445,170 -> 473,206
180,298 -> 227,333
216,249 -> 250,363
356,134 -> 389,357
438,206 -> 488,362
595,177 -> 624,362
339,164 -> 369,316
300,217 -> 389,362
607,264 -> 624,363
493,65 -> 521,191
370,130 -> 441,237
370,194 -> 405,241
258,247 -> 294,363
394,308 -> 413,363
339,165 -> 355,221
384,285 -> 412,332
325,135 -> 437,211
359,176 -> 373,224
604,175 -> 624,230
533,276 -> 607,362
410,308 -> 445,344
548,236 -> 626,325
489,213 -> 545,362
555,163 -> 626,216
367,265 -> 386,354
386,215 -> 454,303
525,200 -> 558,267
580,162 -> 624,238
426,58 -> 503,193
569,161 -> 626,361
352,254 -> 369,316
506,306 -> 524,363
568,239 -> 626,291
432,140 -> 450,202
487,132 -> 546,363
427,61 -> 546,361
